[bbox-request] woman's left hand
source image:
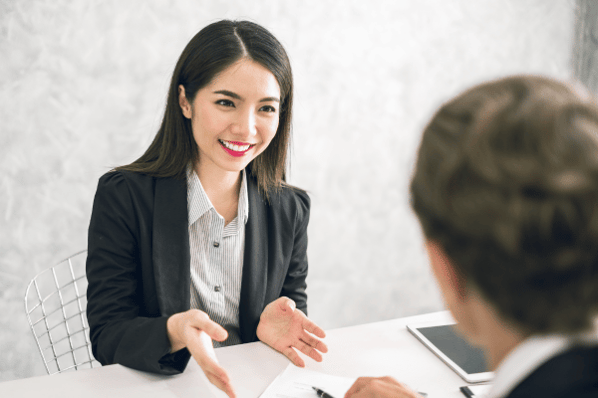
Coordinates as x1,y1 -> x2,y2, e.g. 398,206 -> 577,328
256,297 -> 328,367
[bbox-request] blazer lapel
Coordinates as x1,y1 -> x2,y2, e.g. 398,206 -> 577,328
239,176 -> 268,342
152,176 -> 190,316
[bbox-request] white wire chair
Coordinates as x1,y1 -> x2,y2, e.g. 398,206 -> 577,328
24,250 -> 101,374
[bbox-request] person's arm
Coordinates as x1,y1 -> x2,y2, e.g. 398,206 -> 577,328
86,172 -> 190,374
280,189 -> 310,313
256,189 -> 328,367
88,172 -> 239,397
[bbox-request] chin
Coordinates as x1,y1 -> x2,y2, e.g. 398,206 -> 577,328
221,161 -> 251,173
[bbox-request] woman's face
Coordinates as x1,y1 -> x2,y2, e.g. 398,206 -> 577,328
179,58 -> 281,176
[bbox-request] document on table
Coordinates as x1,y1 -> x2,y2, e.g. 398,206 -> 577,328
260,364 -> 356,398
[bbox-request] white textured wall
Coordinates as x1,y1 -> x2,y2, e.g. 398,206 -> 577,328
0,0 -> 574,381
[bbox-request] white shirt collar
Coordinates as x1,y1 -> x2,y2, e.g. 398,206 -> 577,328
487,328 -> 598,398
186,165 -> 249,227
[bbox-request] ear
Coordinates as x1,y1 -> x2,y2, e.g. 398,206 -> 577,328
425,240 -> 468,303
178,85 -> 192,119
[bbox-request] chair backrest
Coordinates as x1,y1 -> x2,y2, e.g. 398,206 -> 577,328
24,250 -> 101,374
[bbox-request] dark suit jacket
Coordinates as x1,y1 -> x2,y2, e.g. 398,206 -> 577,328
86,169 -> 310,375
506,345 -> 598,398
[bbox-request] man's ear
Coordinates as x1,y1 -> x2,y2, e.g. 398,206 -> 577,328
178,85 -> 192,119
425,240 -> 468,302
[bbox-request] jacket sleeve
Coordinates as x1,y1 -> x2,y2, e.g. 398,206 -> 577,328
280,189 -> 310,315
86,171 -> 191,374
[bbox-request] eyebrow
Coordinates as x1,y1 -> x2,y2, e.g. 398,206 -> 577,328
213,90 -> 280,103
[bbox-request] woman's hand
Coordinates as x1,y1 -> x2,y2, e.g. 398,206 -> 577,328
256,297 -> 328,367
344,377 -> 423,398
166,309 -> 236,398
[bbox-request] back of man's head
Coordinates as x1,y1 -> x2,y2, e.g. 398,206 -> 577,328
411,75 -> 598,336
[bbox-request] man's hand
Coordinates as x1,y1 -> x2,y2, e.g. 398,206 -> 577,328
345,376 -> 423,398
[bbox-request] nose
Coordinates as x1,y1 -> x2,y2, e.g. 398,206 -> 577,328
232,108 -> 257,139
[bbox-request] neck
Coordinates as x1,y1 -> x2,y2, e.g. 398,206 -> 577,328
483,318 -> 523,370
194,161 -> 242,206
468,293 -> 525,370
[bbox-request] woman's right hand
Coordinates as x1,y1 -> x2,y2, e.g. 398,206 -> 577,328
167,309 -> 236,398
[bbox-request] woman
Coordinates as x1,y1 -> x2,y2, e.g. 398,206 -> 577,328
346,76 -> 598,397
86,20 -> 327,398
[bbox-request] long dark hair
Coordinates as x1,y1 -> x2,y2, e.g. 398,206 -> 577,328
118,20 -> 294,198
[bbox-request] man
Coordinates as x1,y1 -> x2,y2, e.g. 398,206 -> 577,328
346,76 -> 598,398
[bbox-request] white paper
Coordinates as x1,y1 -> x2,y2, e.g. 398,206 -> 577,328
260,364 -> 356,398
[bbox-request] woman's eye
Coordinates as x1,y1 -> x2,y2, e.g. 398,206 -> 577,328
260,105 -> 277,113
216,99 -> 235,107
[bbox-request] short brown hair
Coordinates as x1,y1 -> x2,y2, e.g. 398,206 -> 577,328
411,75 -> 598,335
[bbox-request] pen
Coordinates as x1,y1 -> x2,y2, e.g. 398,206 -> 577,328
312,386 -> 335,398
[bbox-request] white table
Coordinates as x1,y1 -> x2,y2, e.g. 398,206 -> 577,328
1,311 -> 476,398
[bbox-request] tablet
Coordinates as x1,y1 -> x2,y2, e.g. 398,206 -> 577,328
407,320 -> 494,383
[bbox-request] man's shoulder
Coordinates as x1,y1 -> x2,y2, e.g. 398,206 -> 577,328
507,345 -> 598,398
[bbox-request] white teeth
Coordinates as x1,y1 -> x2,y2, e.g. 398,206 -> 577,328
221,140 -> 251,152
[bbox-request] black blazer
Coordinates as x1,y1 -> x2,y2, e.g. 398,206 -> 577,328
86,169 -> 310,375
506,345 -> 598,398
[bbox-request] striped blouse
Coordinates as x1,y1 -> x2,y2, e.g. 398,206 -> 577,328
186,166 -> 248,347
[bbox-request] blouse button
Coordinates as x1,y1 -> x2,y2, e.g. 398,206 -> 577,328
214,285 -> 221,292
213,241 -> 220,247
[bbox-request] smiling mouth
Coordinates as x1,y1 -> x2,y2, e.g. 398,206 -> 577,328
218,139 -> 256,157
